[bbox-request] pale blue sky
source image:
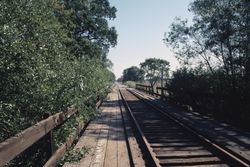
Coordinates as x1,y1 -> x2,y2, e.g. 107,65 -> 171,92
108,0 -> 194,78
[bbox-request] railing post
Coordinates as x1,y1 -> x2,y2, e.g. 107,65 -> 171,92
161,67 -> 164,99
161,87 -> 164,99
42,113 -> 53,160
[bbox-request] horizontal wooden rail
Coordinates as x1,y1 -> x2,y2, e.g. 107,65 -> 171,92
44,121 -> 86,167
44,100 -> 102,167
0,94 -> 105,166
0,86 -> 107,167
0,108 -> 77,166
136,84 -> 225,98
156,86 -> 168,91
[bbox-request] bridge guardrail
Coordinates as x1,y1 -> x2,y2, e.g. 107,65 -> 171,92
0,93 -> 104,167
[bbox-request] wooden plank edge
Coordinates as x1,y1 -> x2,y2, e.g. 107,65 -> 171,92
0,96 -> 102,167
0,112 -> 65,166
43,121 -> 86,167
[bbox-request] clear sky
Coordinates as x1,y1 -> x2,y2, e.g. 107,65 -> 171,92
108,0 -> 194,78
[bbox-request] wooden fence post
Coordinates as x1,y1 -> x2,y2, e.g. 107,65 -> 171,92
42,113 -> 54,161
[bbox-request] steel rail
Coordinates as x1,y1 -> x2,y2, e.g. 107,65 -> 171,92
128,88 -> 250,167
119,89 -> 161,167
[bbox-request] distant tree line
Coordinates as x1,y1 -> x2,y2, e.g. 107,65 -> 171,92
121,58 -> 170,88
0,0 -> 116,166
121,0 -> 249,129
164,0 -> 250,128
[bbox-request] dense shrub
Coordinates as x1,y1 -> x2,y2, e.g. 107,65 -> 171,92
0,0 -> 116,166
125,81 -> 136,88
167,67 -> 250,128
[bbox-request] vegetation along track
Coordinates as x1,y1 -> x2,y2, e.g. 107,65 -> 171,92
119,88 -> 250,167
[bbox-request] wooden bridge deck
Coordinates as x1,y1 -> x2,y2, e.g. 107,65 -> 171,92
63,88 -> 144,167
62,86 -> 250,167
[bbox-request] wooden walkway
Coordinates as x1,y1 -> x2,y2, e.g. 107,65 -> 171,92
63,88 -> 144,167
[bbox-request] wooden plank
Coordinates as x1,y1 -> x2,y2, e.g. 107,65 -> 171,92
0,112 -> 66,166
63,106 -> 110,167
118,89 -> 146,167
0,91 -> 104,167
152,146 -> 205,151
120,89 -> 161,167
103,106 -> 118,167
159,156 -> 221,164
63,89 -> 132,167
65,107 -> 78,118
119,93 -> 146,167
90,108 -> 111,167
49,100 -> 104,167
44,121 -> 85,167
155,150 -> 212,156
151,142 -> 200,147
63,120 -> 103,167
78,124 -> 104,167
133,88 -> 250,166
117,99 -> 130,167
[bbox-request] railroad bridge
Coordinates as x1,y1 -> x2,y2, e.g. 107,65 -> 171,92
0,85 -> 250,167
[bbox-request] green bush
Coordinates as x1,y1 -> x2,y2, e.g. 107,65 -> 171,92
0,0 -> 117,166
167,67 -> 250,128
125,81 -> 136,88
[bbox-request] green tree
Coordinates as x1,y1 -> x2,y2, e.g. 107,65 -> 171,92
122,66 -> 144,82
164,18 -> 215,74
0,0 -> 117,166
164,0 -> 250,89
0,0 -> 70,139
140,58 -> 170,90
164,0 -> 250,128
56,0 -> 117,61
54,0 -> 117,101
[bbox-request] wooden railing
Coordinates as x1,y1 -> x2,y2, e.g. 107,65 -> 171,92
0,95 -> 103,167
135,84 -> 164,97
136,83 -> 223,99
135,83 -> 226,113
135,84 -> 156,95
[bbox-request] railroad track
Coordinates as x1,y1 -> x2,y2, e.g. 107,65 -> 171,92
119,88 -> 250,167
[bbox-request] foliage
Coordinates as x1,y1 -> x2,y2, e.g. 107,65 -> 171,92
189,0 -> 250,79
164,18 -> 216,73
0,0 -> 116,166
0,0 -> 70,141
164,0 -> 250,88
55,0 -> 117,61
164,0 -> 250,129
140,58 -> 170,90
59,147 -> 90,166
125,81 -> 136,88
167,67 -> 249,128
122,66 -> 144,82
116,76 -> 123,82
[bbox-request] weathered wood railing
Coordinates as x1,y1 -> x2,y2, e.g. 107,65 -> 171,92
135,83 -> 250,131
135,83 -> 226,113
0,95 -> 103,167
135,84 -> 156,95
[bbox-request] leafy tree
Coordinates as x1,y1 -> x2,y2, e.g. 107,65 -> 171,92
0,0 -> 117,166
53,0 -> 117,103
140,58 -> 170,90
164,0 -> 250,129
164,0 -> 250,89
55,0 -> 117,61
117,76 -> 123,82
122,66 -> 144,82
0,0 -> 70,139
164,18 -> 215,74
